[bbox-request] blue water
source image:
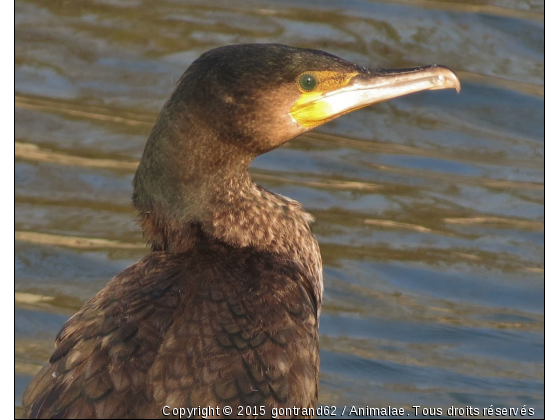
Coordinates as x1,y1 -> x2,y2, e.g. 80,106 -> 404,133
15,0 -> 543,417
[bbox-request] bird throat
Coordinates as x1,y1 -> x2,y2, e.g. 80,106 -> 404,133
133,105 -> 323,307
135,168 -> 324,308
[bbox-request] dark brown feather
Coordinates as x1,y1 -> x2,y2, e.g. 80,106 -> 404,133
22,44 -> 334,419
23,240 -> 319,419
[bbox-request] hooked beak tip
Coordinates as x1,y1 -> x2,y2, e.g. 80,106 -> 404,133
434,65 -> 461,93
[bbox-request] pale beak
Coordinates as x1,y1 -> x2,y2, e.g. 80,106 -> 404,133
291,65 -> 461,128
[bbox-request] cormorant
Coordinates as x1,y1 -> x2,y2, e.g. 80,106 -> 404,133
22,44 -> 460,419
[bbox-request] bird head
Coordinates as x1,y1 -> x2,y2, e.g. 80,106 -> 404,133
133,43 -> 460,225
167,43 -> 460,154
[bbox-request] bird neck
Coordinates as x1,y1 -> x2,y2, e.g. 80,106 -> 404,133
137,174 -> 323,307
133,105 -> 323,306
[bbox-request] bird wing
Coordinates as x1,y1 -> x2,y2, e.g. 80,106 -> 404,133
22,246 -> 319,419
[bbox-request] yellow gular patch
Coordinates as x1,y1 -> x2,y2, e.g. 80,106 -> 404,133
290,71 -> 358,128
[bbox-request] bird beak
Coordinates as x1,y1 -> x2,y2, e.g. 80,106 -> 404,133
290,65 -> 461,128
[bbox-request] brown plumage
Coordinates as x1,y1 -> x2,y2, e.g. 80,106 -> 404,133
24,240 -> 319,418
22,44 -> 460,418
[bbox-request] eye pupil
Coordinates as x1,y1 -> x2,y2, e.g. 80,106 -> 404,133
299,74 -> 317,91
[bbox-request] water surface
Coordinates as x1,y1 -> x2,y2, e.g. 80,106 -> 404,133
15,0 -> 544,417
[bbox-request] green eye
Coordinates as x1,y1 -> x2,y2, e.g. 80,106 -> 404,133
298,74 -> 317,91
